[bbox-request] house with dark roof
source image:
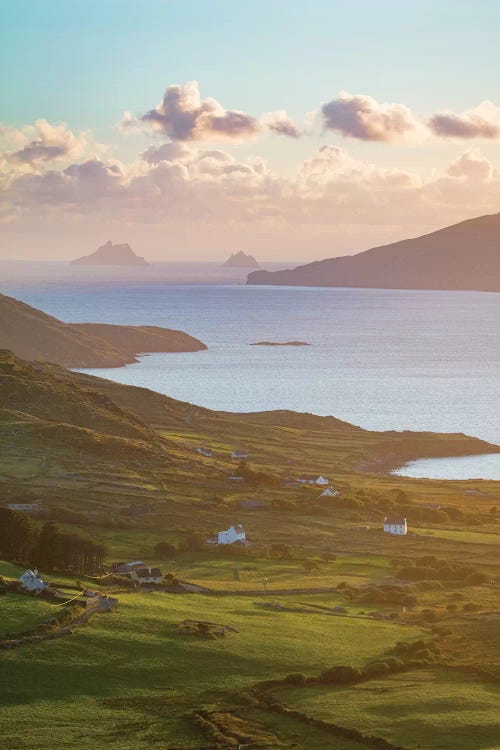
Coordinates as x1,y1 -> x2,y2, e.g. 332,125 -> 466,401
130,567 -> 164,585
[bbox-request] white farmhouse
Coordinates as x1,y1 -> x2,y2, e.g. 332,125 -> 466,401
383,517 -> 408,536
297,475 -> 329,486
8,503 -> 41,513
217,524 -> 246,545
320,488 -> 340,497
18,569 -> 49,593
232,450 -> 249,460
130,567 -> 164,585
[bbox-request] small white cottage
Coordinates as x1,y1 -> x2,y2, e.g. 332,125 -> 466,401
383,517 -> 408,536
320,488 -> 340,497
217,525 -> 246,545
231,450 -> 249,460
130,567 -> 164,585
18,569 -> 49,593
298,475 -> 329,486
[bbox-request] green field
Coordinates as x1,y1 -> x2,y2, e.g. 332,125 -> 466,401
0,591 -> 425,749
1,351 -> 500,748
0,594 -> 55,636
275,669 -> 500,750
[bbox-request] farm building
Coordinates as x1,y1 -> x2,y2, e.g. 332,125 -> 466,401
130,567 -> 164,585
231,450 -> 249,460
297,475 -> 329,486
383,517 -> 408,535
113,561 -> 146,575
8,503 -> 42,513
320,488 -> 340,497
196,447 -> 213,457
18,569 -> 49,593
217,525 -> 246,545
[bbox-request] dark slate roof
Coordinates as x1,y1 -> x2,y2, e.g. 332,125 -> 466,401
384,517 -> 406,525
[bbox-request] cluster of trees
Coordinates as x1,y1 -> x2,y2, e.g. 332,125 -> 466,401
395,555 -> 487,585
0,508 -> 107,575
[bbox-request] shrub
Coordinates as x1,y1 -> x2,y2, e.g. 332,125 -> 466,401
319,666 -> 362,685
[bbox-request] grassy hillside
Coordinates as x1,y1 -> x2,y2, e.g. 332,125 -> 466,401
0,293 -> 206,368
1,350 -> 500,749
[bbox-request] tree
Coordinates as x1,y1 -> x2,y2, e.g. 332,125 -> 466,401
154,541 -> 177,559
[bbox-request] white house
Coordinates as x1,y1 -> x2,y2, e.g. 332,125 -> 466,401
383,517 -> 408,536
297,475 -> 329,486
232,450 -> 249,460
217,524 -> 246,545
8,503 -> 41,513
130,567 -> 164,585
196,447 -> 213,457
18,569 -> 49,593
320,488 -> 340,497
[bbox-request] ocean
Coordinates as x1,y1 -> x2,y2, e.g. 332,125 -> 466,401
2,261 -> 500,479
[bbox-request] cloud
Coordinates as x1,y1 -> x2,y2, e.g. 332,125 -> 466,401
428,101 -> 500,139
3,119 -> 89,164
3,133 -> 500,261
139,80 -> 261,142
321,92 -> 418,142
262,110 -> 302,138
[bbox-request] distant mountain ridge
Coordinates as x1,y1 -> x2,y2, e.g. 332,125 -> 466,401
72,240 -> 148,266
0,293 -> 207,368
247,212 -> 500,292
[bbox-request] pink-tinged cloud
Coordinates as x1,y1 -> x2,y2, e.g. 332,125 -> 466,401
3,120 -> 88,164
321,92 -> 417,142
262,110 -> 302,138
428,101 -> 500,139
140,80 -> 261,142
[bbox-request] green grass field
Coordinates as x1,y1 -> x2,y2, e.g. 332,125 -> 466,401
275,668 -> 500,750
0,591 -> 425,749
0,594 -> 55,636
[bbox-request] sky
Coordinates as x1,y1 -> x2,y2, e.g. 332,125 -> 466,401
1,0 -> 500,262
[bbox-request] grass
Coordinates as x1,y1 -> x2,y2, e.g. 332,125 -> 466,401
275,668 -> 500,750
0,594 -> 55,636
0,591 -> 424,749
417,527 -> 500,545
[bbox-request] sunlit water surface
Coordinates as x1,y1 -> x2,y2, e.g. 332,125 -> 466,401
2,261 -> 500,479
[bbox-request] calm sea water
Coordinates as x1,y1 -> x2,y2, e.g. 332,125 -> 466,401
2,262 -> 500,479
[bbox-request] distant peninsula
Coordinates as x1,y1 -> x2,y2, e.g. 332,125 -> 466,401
0,293 -> 207,368
223,251 -> 259,268
250,341 -> 310,347
247,212 -> 500,293
72,240 -> 148,266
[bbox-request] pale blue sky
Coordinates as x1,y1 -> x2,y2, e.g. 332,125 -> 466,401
2,1 -> 500,260
3,0 -> 500,168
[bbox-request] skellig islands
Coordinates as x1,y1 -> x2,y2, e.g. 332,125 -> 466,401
72,240 -> 148,266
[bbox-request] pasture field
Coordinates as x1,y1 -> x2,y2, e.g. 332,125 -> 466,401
274,668 -> 500,750
0,594 -> 55,636
0,591 -> 425,749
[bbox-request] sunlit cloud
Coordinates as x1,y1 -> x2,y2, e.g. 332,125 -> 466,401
321,92 -> 418,142
428,101 -> 500,139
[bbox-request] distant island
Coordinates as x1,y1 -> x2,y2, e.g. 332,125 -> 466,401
0,293 -> 207,368
247,212 -> 500,292
250,341 -> 310,347
223,251 -> 259,268
72,240 -> 148,266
